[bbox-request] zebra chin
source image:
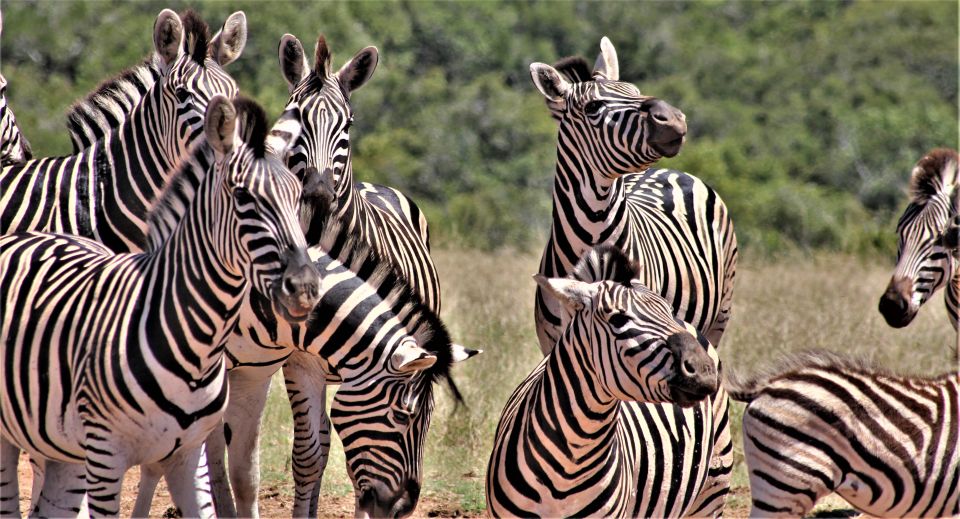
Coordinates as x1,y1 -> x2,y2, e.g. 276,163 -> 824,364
355,478 -> 420,519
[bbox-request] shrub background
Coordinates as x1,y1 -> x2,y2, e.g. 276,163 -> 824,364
3,0 -> 957,253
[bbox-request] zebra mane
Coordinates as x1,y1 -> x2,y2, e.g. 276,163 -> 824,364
65,55 -> 163,152
724,349 -> 956,403
315,206 -> 464,403
180,9 -> 210,66
143,97 -> 268,249
554,55 -> 592,83
570,244 -> 643,285
910,148 -> 959,204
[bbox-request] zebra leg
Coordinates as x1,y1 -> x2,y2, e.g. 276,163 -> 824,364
32,461 -> 86,518
132,461 -> 163,518
686,389 -> 732,517
0,437 -> 20,517
162,445 -> 215,519
82,449 -> 127,518
283,353 -> 331,519
224,369 -> 273,519
207,421 -> 239,518
27,456 -> 43,511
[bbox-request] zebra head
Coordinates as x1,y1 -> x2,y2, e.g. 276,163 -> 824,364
530,37 -> 687,177
267,34 -> 378,182
536,245 -> 719,407
329,310 -> 479,519
204,95 -> 320,322
150,9 -> 245,162
880,148 -> 959,328
0,73 -> 33,165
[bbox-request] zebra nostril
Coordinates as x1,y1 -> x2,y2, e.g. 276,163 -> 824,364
683,359 -> 696,377
283,276 -> 295,295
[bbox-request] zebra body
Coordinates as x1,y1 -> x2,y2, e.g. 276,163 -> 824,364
728,351 -> 959,517
0,97 -> 317,517
205,34 -> 440,518
0,9 -> 245,253
879,148 -> 959,341
487,245 -> 721,518
529,39 -> 737,516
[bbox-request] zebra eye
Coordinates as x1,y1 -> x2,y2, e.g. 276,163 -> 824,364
174,87 -> 190,103
232,186 -> 255,207
608,312 -> 630,328
584,100 -> 604,116
393,408 -> 412,426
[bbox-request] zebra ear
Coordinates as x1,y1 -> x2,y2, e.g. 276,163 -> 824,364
392,342 -> 438,374
593,36 -> 619,81
154,9 -> 184,69
450,344 -> 482,363
210,11 -> 247,67
337,46 -> 379,95
205,95 -> 238,156
530,63 -> 571,103
534,275 -> 598,312
279,34 -> 310,92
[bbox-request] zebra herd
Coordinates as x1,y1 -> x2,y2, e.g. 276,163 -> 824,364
0,8 -> 956,519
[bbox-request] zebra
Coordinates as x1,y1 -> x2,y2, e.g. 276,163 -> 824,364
530,38 -> 738,516
0,8 -> 246,253
878,148 -> 959,341
486,245 -> 721,518
193,168 -> 478,518
0,11 -> 31,165
0,74 -> 32,165
0,95 -> 318,518
205,34 -> 441,518
726,350 -> 959,517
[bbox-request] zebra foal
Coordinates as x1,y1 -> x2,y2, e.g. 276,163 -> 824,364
0,96 -> 318,517
487,245 -> 721,518
879,148 -> 959,337
727,351 -> 959,518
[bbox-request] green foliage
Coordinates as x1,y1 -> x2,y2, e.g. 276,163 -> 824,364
2,0 -> 957,253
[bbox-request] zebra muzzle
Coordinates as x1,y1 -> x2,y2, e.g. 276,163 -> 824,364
878,276 -> 916,328
271,247 -> 321,322
666,332 -> 719,407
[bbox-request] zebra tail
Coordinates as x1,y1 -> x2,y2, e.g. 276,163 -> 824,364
722,368 -> 760,403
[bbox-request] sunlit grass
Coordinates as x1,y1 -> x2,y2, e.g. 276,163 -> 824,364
256,248 -> 957,516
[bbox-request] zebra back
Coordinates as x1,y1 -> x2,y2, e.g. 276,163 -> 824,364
734,350 -> 959,517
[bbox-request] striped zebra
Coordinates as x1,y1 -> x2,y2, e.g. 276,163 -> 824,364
0,11 -> 31,165
530,38 -> 738,516
0,74 -> 32,165
487,245 -> 721,518
195,170 -> 478,518
879,148 -> 959,338
0,96 -> 318,518
206,34 -> 441,518
726,351 -> 960,517
0,8 -> 246,253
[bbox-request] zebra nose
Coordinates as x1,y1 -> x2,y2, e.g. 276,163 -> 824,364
645,99 -> 687,157
878,277 -> 914,328
666,332 -> 718,405
273,247 -> 320,321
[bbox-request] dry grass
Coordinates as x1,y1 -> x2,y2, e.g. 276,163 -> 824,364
17,250 -> 955,517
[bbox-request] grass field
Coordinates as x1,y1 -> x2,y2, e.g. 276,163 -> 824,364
247,248 -> 958,517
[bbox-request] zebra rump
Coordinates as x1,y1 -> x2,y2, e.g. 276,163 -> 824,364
726,350 -> 959,518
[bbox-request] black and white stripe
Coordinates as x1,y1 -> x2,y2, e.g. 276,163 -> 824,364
0,9 -> 245,253
879,148 -> 959,338
0,96 -> 317,517
487,245 -> 721,517
0,74 -> 32,165
727,351 -> 959,517
529,38 -> 738,516
208,34 -> 441,518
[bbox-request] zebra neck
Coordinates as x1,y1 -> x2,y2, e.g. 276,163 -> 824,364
92,88 -> 185,251
546,160 -> 629,274
142,188 -> 246,379
533,335 -> 622,465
